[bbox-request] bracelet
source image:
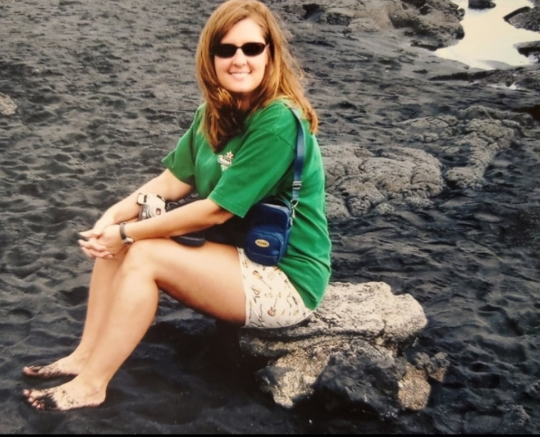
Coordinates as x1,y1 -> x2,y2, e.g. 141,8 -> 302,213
119,222 -> 134,245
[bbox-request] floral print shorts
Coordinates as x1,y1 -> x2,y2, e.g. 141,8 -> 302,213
237,248 -> 313,329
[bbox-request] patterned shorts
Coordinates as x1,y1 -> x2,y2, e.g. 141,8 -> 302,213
237,248 -> 313,329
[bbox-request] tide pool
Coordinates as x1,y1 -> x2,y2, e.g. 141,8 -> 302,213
436,0 -> 540,70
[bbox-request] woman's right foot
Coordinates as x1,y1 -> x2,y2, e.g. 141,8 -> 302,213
23,378 -> 106,411
23,357 -> 83,379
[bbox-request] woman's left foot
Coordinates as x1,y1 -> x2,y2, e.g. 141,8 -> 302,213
23,380 -> 106,411
23,363 -> 77,379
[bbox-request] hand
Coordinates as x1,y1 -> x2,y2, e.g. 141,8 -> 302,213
94,224 -> 126,257
79,224 -> 128,259
78,212 -> 118,259
78,235 -> 113,259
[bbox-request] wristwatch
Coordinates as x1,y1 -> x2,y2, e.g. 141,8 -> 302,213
119,222 -> 134,245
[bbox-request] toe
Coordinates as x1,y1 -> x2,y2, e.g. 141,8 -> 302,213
36,394 -> 59,411
23,365 -> 43,376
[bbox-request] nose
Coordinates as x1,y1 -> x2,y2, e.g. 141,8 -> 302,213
231,48 -> 247,65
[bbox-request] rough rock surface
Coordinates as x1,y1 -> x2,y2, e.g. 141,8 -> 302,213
281,0 -> 465,50
323,105 -> 533,222
0,92 -> 17,116
517,40 -> 540,62
506,2 -> 540,32
469,0 -> 495,10
238,282 -> 449,417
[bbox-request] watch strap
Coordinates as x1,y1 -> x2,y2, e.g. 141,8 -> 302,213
119,222 -> 133,245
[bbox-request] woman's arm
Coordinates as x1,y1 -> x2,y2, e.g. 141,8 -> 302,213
81,167 -> 234,257
86,198 -> 233,257
124,197 -> 233,242
103,169 -> 193,225
78,169 -> 195,258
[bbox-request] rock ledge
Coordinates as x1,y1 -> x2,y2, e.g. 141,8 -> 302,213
238,282 -> 449,417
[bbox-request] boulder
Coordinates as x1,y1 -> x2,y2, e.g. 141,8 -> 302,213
238,281 -> 449,417
469,0 -> 495,10
0,92 -> 17,116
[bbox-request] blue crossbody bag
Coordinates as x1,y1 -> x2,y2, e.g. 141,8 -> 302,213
242,107 -> 305,265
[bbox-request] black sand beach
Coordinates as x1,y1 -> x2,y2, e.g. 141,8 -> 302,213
1,0 -> 539,433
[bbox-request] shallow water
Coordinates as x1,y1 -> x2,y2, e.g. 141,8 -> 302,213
436,0 -> 540,69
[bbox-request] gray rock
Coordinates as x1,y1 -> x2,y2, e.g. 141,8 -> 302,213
316,98 -> 533,229
280,0 -> 464,48
0,92 -> 17,116
389,0 -> 464,48
238,282 -> 446,416
506,6 -> 540,32
525,380 -> 540,400
469,0 -> 495,10
516,41 -> 540,62
323,145 -> 444,220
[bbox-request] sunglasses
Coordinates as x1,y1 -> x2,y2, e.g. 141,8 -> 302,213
213,42 -> 268,58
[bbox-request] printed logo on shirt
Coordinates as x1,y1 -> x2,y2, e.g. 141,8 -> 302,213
217,151 -> 234,171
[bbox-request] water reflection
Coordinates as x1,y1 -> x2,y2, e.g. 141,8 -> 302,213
435,0 -> 540,70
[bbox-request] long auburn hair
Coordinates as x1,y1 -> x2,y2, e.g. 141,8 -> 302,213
195,0 -> 318,151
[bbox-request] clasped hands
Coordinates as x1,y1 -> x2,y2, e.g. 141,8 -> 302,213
78,218 -> 126,260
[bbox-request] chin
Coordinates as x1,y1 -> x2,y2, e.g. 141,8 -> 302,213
227,85 -> 254,94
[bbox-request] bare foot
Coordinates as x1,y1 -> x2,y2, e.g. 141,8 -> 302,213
23,356 -> 84,379
23,380 -> 106,411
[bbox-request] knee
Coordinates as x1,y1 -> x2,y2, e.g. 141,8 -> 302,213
120,240 -> 155,274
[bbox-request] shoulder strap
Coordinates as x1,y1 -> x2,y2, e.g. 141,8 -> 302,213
289,107 -> 306,209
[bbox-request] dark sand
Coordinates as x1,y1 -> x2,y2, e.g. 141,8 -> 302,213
1,0 -> 539,434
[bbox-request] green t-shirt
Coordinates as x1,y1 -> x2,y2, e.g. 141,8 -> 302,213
161,100 -> 331,309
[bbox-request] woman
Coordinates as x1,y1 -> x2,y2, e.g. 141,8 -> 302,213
23,0 -> 331,411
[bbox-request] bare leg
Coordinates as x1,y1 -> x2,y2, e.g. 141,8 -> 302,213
23,254 -> 125,378
23,239 -> 245,410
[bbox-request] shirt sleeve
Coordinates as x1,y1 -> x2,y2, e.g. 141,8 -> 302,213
161,109 -> 202,186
